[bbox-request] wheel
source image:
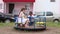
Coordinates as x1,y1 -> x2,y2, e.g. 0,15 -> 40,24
5,19 -> 11,23
54,20 -> 59,23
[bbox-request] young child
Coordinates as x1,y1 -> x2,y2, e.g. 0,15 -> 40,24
28,11 -> 35,26
18,8 -> 29,28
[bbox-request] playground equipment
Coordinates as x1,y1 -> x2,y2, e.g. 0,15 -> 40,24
14,16 -> 46,31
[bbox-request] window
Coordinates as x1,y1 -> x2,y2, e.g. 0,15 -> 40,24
0,4 -> 2,9
50,0 -> 55,2
35,12 -> 45,16
39,12 -> 45,16
46,12 -> 53,16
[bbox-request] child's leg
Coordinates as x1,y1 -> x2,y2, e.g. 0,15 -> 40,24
25,20 -> 30,28
19,23 -> 23,27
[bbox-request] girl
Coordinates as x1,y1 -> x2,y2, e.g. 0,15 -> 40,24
18,8 -> 29,28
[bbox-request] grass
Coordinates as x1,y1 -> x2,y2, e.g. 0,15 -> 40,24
46,22 -> 60,28
0,22 -> 14,27
0,22 -> 60,28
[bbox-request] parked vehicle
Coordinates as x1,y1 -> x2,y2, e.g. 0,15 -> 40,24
35,11 -> 60,23
0,12 -> 15,23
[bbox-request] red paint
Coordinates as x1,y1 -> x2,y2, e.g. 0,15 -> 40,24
3,0 -> 35,2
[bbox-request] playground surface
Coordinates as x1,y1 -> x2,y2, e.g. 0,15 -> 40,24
0,22 -> 60,34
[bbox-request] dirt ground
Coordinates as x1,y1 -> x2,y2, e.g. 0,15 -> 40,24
0,26 -> 60,34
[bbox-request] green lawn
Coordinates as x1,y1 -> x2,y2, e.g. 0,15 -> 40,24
46,22 -> 60,28
0,22 -> 60,28
0,22 -> 14,27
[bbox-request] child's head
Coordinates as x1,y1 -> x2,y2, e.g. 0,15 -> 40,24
21,8 -> 26,13
29,11 -> 33,16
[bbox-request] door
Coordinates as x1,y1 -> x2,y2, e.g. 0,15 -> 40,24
9,3 -> 14,14
46,12 -> 54,22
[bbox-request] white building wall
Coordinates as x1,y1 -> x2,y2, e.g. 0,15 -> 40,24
0,0 -> 4,13
0,0 -> 3,3
33,0 -> 60,14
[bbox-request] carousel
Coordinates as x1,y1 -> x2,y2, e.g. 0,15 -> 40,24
14,12 -> 46,31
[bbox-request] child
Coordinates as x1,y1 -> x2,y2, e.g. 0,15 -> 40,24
18,8 -> 29,28
28,11 -> 35,26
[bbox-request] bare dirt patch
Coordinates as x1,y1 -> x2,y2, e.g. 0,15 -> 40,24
0,26 -> 60,34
